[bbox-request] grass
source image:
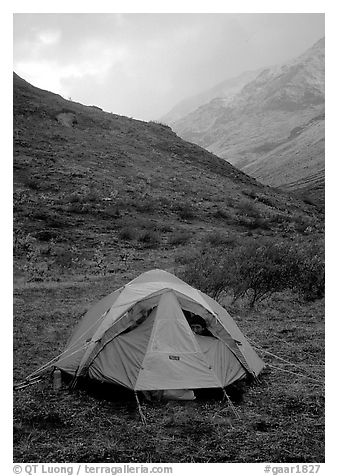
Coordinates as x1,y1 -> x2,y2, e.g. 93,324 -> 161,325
13,277 -> 324,463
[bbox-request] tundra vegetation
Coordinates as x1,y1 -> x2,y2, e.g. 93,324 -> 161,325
13,73 -> 324,463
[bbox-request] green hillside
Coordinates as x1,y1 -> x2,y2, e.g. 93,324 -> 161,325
13,73 -> 323,281
13,73 -> 324,464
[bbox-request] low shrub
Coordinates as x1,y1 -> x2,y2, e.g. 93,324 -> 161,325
67,203 -> 86,214
149,120 -> 171,129
85,189 -> 101,202
291,243 -> 325,301
134,198 -> 157,213
26,178 -> 41,191
293,215 -> 313,233
302,195 -> 317,207
246,217 -> 271,230
181,237 -> 324,306
14,232 -> 38,257
118,227 -> 138,241
168,231 -> 191,246
159,224 -> 174,233
30,210 -> 49,220
138,230 -> 161,248
226,197 -> 235,208
242,190 -> 257,200
174,203 -> 196,220
203,231 -> 234,247
132,218 -> 158,231
236,199 -> 261,218
213,208 -> 230,220
101,205 -> 121,218
255,194 -> 277,208
180,250 -> 229,300
33,230 -> 58,242
69,193 -> 81,203
269,213 -> 292,225
52,247 -> 75,269
30,210 -> 69,228
175,248 -> 199,265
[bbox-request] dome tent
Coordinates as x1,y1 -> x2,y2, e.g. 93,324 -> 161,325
53,269 -> 265,396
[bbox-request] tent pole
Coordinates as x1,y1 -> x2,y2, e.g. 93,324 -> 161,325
134,391 -> 147,425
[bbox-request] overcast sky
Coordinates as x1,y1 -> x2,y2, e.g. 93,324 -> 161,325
13,13 -> 324,121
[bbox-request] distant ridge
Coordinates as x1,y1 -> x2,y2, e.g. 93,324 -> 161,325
160,68 -> 263,124
166,37 -> 325,205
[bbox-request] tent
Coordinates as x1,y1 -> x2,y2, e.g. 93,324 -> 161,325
53,269 -> 264,396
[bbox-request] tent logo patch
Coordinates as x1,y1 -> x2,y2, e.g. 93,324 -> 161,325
169,355 -> 180,361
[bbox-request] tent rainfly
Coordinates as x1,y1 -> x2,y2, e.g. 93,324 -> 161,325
53,269 -> 265,397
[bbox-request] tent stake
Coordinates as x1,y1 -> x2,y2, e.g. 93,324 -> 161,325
222,388 -> 241,420
134,391 -> 147,425
70,376 -> 79,390
14,378 -> 42,391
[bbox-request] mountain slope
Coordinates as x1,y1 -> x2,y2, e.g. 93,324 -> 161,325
160,68 -> 262,124
169,38 -> 325,204
13,73 -> 322,279
243,113 -> 324,204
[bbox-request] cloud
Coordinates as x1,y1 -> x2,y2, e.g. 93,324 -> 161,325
38,29 -> 61,46
13,13 -> 324,120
